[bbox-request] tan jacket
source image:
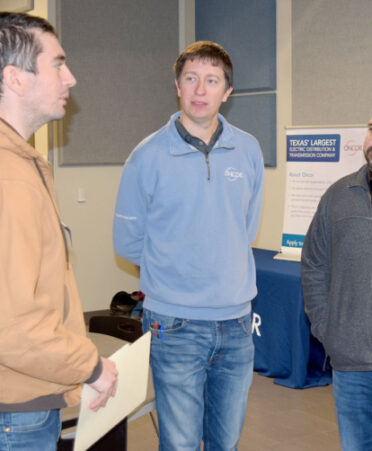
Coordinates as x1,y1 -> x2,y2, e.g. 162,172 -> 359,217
0,120 -> 98,410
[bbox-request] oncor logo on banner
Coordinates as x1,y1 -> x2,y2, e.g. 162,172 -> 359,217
278,126 -> 366,261
343,140 -> 363,157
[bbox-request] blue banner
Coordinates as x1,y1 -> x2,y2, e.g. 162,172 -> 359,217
287,134 -> 340,162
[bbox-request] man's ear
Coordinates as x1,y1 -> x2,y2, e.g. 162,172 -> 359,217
175,79 -> 181,97
2,65 -> 27,96
222,85 -> 233,103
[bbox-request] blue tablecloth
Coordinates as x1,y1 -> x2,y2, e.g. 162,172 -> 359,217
252,248 -> 332,389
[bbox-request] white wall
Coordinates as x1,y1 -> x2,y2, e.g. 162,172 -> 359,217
53,166 -> 140,311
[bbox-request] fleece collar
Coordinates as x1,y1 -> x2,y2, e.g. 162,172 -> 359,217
347,164 -> 370,192
167,112 -> 235,156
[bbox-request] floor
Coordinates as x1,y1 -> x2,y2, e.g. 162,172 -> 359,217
127,372 -> 341,450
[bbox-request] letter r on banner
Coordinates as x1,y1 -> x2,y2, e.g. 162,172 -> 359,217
252,313 -> 262,337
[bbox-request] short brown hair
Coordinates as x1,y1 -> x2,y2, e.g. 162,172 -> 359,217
174,41 -> 233,89
0,12 -> 56,96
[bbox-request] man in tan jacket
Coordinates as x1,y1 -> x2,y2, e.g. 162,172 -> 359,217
0,12 -> 117,450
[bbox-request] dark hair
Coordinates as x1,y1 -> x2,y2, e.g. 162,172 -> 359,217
0,12 -> 56,95
174,41 -> 233,89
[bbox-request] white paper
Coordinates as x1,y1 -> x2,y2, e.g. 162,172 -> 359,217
73,331 -> 151,451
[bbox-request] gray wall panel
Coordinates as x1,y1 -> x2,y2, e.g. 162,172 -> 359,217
58,0 -> 179,165
195,0 -> 277,166
220,94 -> 277,167
195,0 -> 276,92
292,0 -> 372,125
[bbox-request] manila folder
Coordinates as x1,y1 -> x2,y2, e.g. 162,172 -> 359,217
73,331 -> 151,451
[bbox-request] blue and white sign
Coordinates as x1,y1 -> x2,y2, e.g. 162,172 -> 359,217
287,134 -> 340,162
279,127 -> 366,260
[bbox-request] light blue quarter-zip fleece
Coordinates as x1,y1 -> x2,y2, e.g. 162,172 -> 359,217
113,112 -> 264,320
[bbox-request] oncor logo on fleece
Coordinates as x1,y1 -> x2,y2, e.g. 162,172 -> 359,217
224,167 -> 244,181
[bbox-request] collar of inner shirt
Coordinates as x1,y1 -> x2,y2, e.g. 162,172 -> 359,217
175,118 -> 223,154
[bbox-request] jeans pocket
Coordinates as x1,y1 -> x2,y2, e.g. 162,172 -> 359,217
142,309 -> 188,334
10,410 -> 53,432
238,313 -> 253,335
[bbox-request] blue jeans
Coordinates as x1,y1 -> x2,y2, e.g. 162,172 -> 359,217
142,309 -> 254,451
0,410 -> 61,451
333,370 -> 372,451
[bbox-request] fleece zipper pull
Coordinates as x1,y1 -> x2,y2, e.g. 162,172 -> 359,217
205,152 -> 211,181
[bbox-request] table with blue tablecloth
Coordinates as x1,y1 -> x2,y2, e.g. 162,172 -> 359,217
252,248 -> 332,389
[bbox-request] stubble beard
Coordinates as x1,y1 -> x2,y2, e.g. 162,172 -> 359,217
366,146 -> 372,168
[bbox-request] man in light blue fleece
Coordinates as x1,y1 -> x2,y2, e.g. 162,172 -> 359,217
113,41 -> 264,451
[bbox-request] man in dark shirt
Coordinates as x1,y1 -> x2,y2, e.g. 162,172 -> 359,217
301,118 -> 372,450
